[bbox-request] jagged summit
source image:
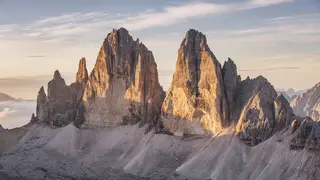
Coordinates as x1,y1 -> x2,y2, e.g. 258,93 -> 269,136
53,70 -> 62,80
162,28 -> 228,135
180,29 -> 216,59
162,29 -> 294,144
35,59 -> 89,126
291,81 -> 320,120
32,28 -> 296,146
6,27 -> 320,180
76,57 -> 88,83
82,28 -> 165,127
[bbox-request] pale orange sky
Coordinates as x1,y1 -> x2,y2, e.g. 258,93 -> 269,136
0,0 -> 319,99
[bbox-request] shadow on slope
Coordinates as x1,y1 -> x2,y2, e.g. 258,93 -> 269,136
0,124 -> 319,180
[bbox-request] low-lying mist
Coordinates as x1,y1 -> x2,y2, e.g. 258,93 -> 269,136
0,100 -> 35,129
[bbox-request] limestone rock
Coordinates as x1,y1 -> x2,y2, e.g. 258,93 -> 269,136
290,117 -> 320,151
274,94 -> 294,130
222,58 -> 240,122
72,58 -> 89,126
36,86 -> 48,123
75,57 -> 88,84
36,59 -> 89,127
235,76 -> 278,145
82,28 -> 165,127
161,29 -> 228,135
46,70 -> 77,126
291,82 -> 320,121
29,113 -> 38,124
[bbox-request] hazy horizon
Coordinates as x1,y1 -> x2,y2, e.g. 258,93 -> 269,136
0,0 -> 320,99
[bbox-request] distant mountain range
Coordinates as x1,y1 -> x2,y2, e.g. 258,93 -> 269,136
276,88 -> 307,102
0,93 -> 17,102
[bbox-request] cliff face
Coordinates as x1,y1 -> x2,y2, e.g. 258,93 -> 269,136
35,58 -> 88,127
290,83 -> 320,121
33,28 -> 296,146
222,58 -> 241,122
235,76 -> 294,145
161,29 -> 229,135
82,28 -> 165,127
161,30 -> 294,144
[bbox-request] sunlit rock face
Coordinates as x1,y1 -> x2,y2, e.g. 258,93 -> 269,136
291,82 -> 320,121
35,59 -> 88,127
161,29 -> 229,135
82,28 -> 165,127
159,29 -> 294,143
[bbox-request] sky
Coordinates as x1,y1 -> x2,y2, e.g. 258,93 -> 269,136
0,0 -> 319,99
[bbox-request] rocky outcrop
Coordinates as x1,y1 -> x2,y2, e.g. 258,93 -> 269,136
235,76 -> 294,145
46,70 -> 77,126
160,29 -> 294,140
35,59 -> 89,127
291,82 -> 320,121
36,86 -> 48,123
161,29 -> 229,135
71,58 -> 89,127
75,57 -> 89,84
222,58 -> 240,122
82,28 -> 165,127
235,76 -> 278,145
290,117 -> 320,151
274,94 -> 294,130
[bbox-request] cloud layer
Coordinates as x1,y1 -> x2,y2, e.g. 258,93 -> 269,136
0,101 -> 35,129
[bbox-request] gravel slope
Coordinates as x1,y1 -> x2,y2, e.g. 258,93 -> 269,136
0,124 -> 319,180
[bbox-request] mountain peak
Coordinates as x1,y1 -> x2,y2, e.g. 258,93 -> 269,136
76,57 -> 88,83
53,70 -> 62,80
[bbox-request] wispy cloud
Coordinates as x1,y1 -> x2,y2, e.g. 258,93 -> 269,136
248,0 -> 293,7
255,52 -> 320,62
0,0 -> 293,44
26,55 -> 46,58
239,66 -> 301,72
223,13 -> 320,44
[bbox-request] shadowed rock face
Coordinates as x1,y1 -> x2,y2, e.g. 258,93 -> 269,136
235,76 -> 294,145
161,29 -> 229,135
235,76 -> 278,145
36,86 -> 48,123
35,59 -> 89,127
290,117 -> 320,151
222,58 -> 241,122
82,28 -> 165,127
